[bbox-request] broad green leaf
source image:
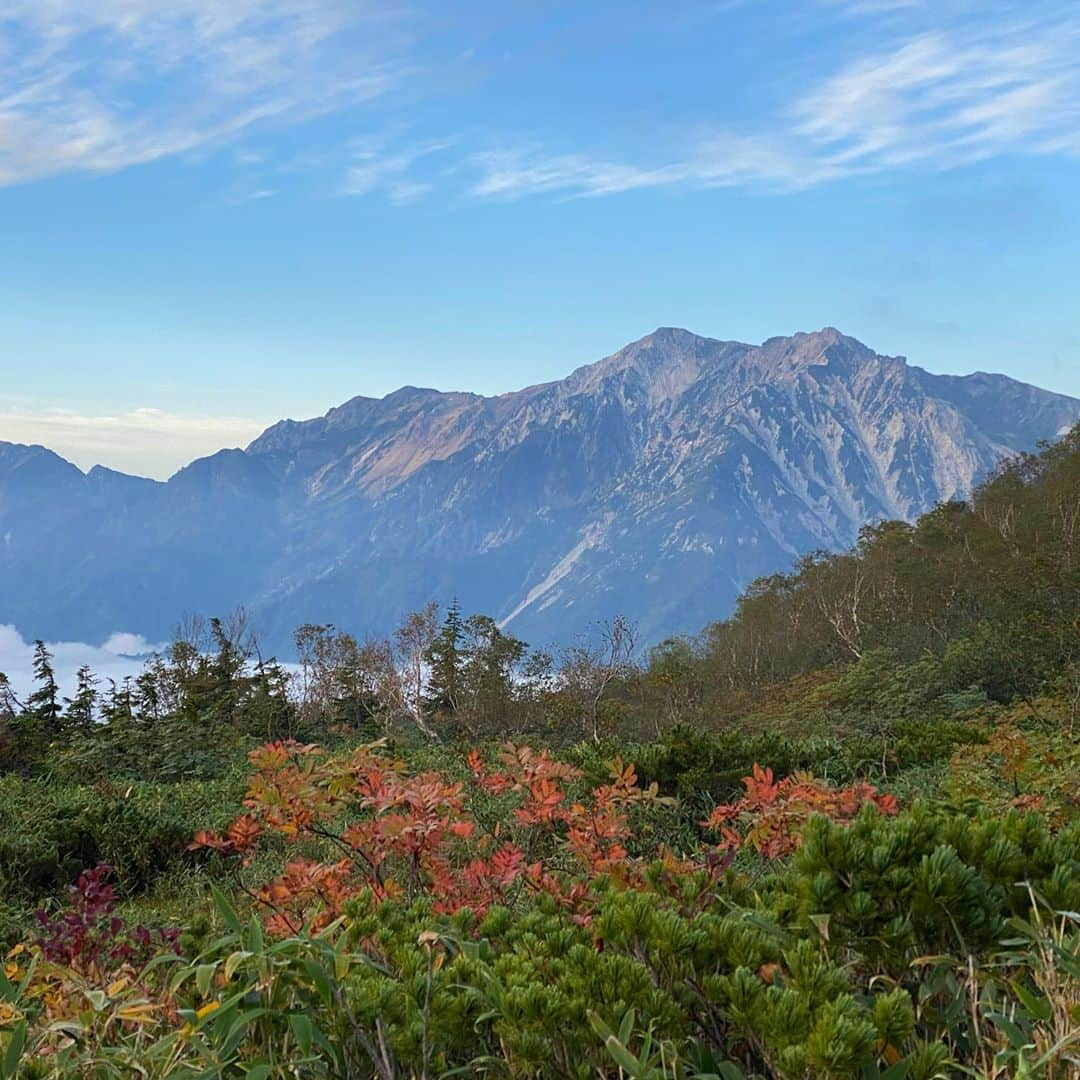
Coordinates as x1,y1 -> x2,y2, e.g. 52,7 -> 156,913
289,1012 -> 314,1053
2,1020 -> 27,1079
604,1036 -> 642,1074
196,964 -> 217,997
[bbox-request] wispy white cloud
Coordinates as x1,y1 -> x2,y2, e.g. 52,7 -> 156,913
469,150 -> 675,199
825,0 -> 924,15
793,23 -> 1080,172
0,0 -> 410,186
467,8 -> 1080,200
0,406 -> 268,478
468,136 -> 805,200
340,135 -> 455,204
1,1 -> 1078,202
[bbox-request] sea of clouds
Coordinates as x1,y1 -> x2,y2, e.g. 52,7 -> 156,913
0,625 -> 165,701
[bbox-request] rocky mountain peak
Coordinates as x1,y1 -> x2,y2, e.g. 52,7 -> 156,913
0,441 -> 85,493
755,326 -> 881,370
565,327 -> 738,404
2,327 -> 1077,652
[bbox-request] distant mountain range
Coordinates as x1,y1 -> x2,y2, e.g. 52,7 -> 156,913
3,327 -> 1078,654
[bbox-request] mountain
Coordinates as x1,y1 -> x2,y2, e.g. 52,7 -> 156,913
2,328 -> 1078,653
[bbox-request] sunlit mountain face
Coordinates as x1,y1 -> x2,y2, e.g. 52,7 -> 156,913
3,327 -> 1078,654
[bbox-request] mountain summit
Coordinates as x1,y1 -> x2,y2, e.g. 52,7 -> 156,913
2,328 -> 1078,651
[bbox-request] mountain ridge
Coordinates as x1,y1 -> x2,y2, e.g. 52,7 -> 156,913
2,326 -> 1078,652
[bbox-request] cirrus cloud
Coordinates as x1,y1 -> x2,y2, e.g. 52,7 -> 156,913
0,0 -> 411,186
0,1 -> 1077,203
465,7 -> 1080,200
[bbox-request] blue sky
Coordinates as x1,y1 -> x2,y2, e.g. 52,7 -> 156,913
1,0 -> 1078,478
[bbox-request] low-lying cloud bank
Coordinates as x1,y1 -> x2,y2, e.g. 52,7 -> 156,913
0,407 -> 268,480
0,624 -> 166,702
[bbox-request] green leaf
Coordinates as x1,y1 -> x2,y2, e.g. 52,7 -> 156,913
1010,981 -> 1052,1023
716,1065 -> 749,1080
212,885 -> 243,935
604,1036 -> 642,1075
2,1020 -> 27,1080
289,1013 -> 315,1054
196,964 -> 217,997
247,915 -> 264,954
587,1010 -> 614,1041
222,1008 -> 270,1058
300,958 -> 334,1007
986,1012 -> 1033,1051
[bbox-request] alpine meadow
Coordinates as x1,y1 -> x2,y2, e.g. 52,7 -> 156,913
2,2 -> 1080,1078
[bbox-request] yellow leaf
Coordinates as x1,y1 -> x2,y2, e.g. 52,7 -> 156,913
224,950 -> 249,981
107,977 -> 130,997
118,1003 -> 159,1024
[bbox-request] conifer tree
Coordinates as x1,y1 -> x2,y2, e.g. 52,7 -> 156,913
0,671 -> 20,721
26,640 -> 61,738
134,662 -> 165,726
242,657 -> 296,740
101,676 -> 136,727
425,599 -> 464,714
63,664 -> 99,734
0,672 -> 19,766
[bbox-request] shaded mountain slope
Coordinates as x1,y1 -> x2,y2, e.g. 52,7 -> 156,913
2,327 -> 1077,652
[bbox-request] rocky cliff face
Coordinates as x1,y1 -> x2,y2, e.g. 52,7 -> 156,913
3,328 -> 1077,652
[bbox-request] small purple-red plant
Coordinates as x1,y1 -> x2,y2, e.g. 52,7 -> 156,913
34,864 -> 180,973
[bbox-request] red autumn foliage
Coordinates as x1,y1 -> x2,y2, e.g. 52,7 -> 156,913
258,858 -> 357,937
191,742 -> 897,933
703,763 -> 898,858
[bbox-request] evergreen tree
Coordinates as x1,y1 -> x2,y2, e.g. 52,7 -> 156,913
0,672 -> 19,768
101,677 -> 136,727
63,664 -> 99,734
240,658 -> 296,741
425,600 -> 464,714
134,657 -> 170,726
206,616 -> 245,725
0,671 -> 20,722
26,640 -> 61,738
